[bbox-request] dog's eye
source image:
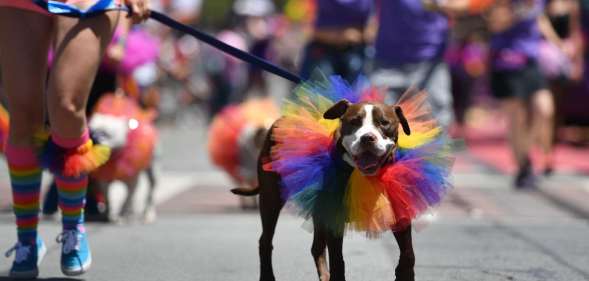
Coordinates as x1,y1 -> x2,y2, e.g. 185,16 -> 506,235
350,118 -> 363,126
380,119 -> 390,126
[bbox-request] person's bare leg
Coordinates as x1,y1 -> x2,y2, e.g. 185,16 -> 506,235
47,12 -> 119,137
502,99 -> 529,165
0,9 -> 52,145
0,8 -> 53,278
502,98 -> 534,187
531,89 -> 555,174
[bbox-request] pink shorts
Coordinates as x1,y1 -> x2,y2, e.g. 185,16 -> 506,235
0,0 -> 50,15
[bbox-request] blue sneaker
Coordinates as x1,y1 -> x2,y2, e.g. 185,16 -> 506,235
57,229 -> 92,276
5,238 -> 47,279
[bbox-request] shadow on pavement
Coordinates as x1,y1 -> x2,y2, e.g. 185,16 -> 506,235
0,277 -> 84,281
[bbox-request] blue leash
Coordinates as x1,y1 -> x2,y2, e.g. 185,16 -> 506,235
149,11 -> 302,84
35,0 -> 303,84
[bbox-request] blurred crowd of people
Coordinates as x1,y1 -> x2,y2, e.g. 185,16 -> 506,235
3,0 -> 589,189
154,0 -> 589,190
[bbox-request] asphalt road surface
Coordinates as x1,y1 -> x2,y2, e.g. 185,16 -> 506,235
1,122 -> 588,281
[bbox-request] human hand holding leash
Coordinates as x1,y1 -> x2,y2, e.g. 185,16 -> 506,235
125,0 -> 150,23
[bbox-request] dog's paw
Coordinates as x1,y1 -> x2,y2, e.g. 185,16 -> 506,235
394,267 -> 415,281
113,212 -> 139,225
143,206 -> 157,224
395,252 -> 415,281
113,215 -> 130,225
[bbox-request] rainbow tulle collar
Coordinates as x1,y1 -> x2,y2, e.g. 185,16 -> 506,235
265,75 -> 453,236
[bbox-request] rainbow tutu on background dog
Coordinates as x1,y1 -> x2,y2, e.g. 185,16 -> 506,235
90,94 -> 158,181
265,76 -> 454,236
208,98 -> 279,184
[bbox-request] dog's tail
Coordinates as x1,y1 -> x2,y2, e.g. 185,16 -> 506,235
231,186 -> 260,196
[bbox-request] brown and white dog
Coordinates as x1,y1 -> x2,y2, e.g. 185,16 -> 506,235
232,99 -> 414,281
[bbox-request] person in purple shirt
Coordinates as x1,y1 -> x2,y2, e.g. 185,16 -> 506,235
487,0 -> 555,189
371,0 -> 470,129
299,0 -> 374,82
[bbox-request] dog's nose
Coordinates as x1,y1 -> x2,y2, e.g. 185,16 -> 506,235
360,133 -> 377,144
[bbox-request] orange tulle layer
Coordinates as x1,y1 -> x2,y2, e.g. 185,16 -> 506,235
469,0 -> 495,13
64,140 -> 111,177
0,104 -> 9,153
38,133 -> 112,178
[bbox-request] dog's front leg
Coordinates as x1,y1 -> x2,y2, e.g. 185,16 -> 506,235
94,180 -> 112,221
119,175 -> 139,220
143,165 -> 157,223
393,224 -> 415,281
311,221 -> 330,281
326,231 -> 345,281
258,178 -> 284,281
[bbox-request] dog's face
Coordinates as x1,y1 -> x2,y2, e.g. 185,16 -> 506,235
89,113 -> 130,150
324,100 -> 410,176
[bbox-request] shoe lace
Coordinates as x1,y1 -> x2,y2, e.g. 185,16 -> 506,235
4,242 -> 31,263
56,230 -> 80,254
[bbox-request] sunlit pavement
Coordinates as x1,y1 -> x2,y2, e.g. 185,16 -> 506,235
1,122 -> 589,281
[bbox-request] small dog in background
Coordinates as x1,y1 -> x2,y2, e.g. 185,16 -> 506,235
89,93 -> 159,223
208,98 -> 279,209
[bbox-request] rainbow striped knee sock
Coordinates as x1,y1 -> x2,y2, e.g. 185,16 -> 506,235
53,131 -> 91,231
5,144 -> 42,244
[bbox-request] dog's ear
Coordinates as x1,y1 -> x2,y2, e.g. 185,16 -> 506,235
394,105 -> 411,135
323,99 -> 351,120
